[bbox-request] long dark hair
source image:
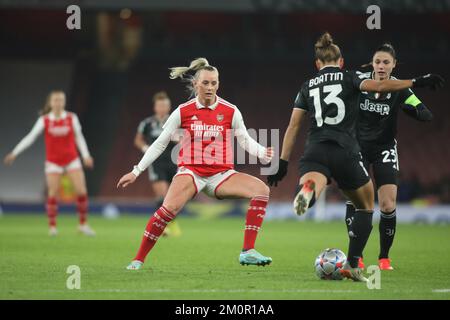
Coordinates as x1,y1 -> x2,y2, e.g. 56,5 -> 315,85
362,43 -> 397,68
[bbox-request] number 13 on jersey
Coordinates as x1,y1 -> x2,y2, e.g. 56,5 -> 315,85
309,84 -> 345,127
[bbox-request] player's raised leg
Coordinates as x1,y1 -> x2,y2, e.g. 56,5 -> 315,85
127,175 -> 196,270
377,184 -> 397,270
45,172 -> 61,236
215,173 -> 272,266
294,172 -> 328,216
341,180 -> 375,282
66,168 -> 95,236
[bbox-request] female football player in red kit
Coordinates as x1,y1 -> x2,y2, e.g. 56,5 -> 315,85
118,58 -> 274,270
4,90 -> 95,236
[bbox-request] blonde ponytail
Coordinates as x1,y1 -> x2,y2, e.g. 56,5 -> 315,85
169,57 -> 218,97
169,57 -> 210,79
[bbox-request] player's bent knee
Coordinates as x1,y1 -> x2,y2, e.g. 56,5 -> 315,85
261,184 -> 270,197
251,183 -> 270,198
379,200 -> 396,213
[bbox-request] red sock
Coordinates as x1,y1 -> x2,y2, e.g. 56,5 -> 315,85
46,197 -> 58,227
243,195 -> 269,251
134,206 -> 176,263
76,194 -> 88,225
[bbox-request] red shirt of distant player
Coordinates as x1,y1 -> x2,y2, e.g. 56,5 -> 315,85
11,110 -> 91,170
43,112 -> 79,165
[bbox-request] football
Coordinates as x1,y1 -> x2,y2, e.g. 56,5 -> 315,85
314,248 -> 347,280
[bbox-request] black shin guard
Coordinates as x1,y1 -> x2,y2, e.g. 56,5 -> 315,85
347,209 -> 373,268
379,209 -> 397,259
345,201 -> 355,236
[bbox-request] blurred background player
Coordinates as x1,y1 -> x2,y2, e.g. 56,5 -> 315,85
267,32 -> 444,282
117,58 -> 274,270
134,91 -> 181,237
346,44 -> 435,270
3,90 -> 95,236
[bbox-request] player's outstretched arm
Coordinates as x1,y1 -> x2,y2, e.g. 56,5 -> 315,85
233,108 -> 273,164
267,108 -> 305,187
280,109 -> 305,161
361,74 -> 444,93
4,117 -> 44,166
401,92 -> 433,122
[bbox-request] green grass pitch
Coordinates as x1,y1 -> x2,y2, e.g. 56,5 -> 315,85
0,213 -> 449,299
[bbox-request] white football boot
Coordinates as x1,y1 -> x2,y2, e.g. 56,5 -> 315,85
78,224 -> 96,236
48,226 -> 58,237
293,179 -> 316,216
340,261 -> 368,282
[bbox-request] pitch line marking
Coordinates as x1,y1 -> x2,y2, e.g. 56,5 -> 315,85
432,289 -> 450,293
5,288 -> 449,294
2,288 -> 361,294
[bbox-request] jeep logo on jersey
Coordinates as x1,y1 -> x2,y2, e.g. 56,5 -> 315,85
360,99 -> 390,115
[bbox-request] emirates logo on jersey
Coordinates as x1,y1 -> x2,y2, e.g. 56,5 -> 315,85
48,125 -> 71,137
216,114 -> 224,122
190,123 -> 224,138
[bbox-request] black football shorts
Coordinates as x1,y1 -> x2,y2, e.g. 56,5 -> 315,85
360,139 -> 399,189
299,141 -> 370,190
148,160 -> 178,183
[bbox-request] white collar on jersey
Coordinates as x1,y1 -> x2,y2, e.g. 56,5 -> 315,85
195,96 -> 219,110
48,111 -> 68,120
319,65 -> 341,70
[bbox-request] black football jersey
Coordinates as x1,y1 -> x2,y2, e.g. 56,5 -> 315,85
357,73 -> 417,144
137,115 -> 176,164
294,66 -> 370,153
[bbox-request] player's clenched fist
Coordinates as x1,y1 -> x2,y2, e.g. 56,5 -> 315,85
261,146 -> 274,164
117,172 -> 137,188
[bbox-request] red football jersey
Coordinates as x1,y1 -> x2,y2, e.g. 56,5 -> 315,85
178,98 -> 236,177
43,112 -> 78,166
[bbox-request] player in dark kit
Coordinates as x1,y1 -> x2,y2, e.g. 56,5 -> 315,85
267,32 -> 444,282
346,44 -> 436,270
135,91 -> 181,237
